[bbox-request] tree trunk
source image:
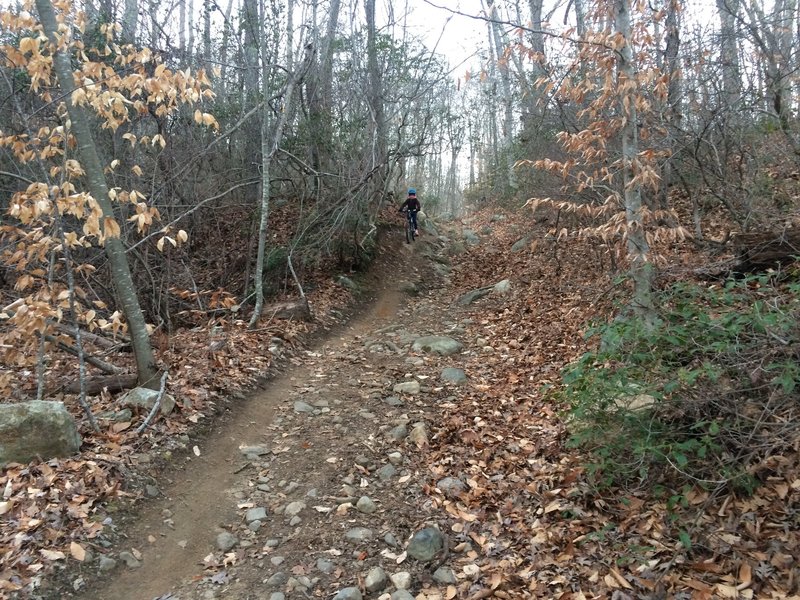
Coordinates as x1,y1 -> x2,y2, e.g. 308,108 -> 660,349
35,0 -> 160,388
660,0 -> 681,209
121,0 -> 137,43
249,42 -> 312,327
242,0 -> 261,198
203,0 -> 211,63
365,0 -> 387,197
486,0 -> 517,191
716,0 -> 741,111
614,0 -> 656,321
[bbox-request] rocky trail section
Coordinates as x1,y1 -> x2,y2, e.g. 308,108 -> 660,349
66,227 -> 498,600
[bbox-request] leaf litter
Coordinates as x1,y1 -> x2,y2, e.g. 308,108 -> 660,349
2,206 -> 799,599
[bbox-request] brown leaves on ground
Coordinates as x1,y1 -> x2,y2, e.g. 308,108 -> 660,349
422,208 -> 800,599
0,268 -> 355,593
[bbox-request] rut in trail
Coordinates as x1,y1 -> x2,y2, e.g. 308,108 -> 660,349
74,233 -> 469,600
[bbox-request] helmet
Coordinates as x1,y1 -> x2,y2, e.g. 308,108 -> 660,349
408,188 -> 416,196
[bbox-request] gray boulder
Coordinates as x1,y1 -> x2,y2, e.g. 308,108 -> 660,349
411,336 -> 463,356
462,230 -> 480,245
511,237 -> 531,252
336,275 -> 359,292
0,401 -> 81,465
119,387 -> 176,415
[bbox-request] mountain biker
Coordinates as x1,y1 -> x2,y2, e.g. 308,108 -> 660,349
399,188 -> 421,235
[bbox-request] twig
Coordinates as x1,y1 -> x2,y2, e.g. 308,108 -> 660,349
136,371 -> 169,435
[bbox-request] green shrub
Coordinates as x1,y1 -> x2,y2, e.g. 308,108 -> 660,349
562,274 -> 800,492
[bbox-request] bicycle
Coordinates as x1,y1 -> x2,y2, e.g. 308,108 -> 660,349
402,209 -> 418,243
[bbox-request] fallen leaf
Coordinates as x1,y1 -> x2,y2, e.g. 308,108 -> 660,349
69,542 -> 86,562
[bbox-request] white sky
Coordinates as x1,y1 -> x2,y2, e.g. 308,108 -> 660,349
398,0 -> 487,76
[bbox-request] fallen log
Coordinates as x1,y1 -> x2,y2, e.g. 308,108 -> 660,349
51,321 -> 130,351
62,373 -> 138,395
44,333 -> 121,374
734,229 -> 800,271
261,297 -> 312,322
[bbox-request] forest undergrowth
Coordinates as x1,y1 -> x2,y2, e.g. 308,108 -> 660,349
427,205 -> 800,599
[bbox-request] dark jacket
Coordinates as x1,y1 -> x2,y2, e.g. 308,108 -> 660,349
400,197 -> 421,212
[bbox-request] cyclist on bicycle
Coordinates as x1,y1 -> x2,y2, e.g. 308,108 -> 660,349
399,188 -> 421,235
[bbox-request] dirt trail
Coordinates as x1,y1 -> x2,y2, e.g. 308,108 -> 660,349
75,238 -> 449,600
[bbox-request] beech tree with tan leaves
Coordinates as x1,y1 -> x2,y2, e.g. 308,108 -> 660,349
0,0 -> 216,389
523,0 -> 689,321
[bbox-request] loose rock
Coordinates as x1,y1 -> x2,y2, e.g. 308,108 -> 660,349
266,572 -> 289,588
392,591 -> 415,600
293,401 -> 314,414
377,464 -> 397,480
345,527 -> 374,541
390,571 -> 412,590
392,381 -> 420,395
97,556 -> 116,572
411,335 -> 463,356
364,566 -> 388,592
433,566 -> 457,584
437,477 -> 466,498
317,558 -> 335,574
382,396 -> 404,407
456,288 -> 492,306
406,527 -> 445,561
119,387 -> 176,415
118,551 -> 140,569
493,279 -> 511,295
333,587 -> 362,600
356,496 -> 377,514
216,532 -> 238,552
439,368 -> 467,385
409,422 -> 428,447
246,507 -> 267,523
284,501 -> 306,516
388,424 -> 408,441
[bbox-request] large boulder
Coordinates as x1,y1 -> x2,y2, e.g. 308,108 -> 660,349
0,401 -> 81,465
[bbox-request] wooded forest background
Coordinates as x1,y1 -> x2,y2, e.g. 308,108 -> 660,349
3,0 -> 800,385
